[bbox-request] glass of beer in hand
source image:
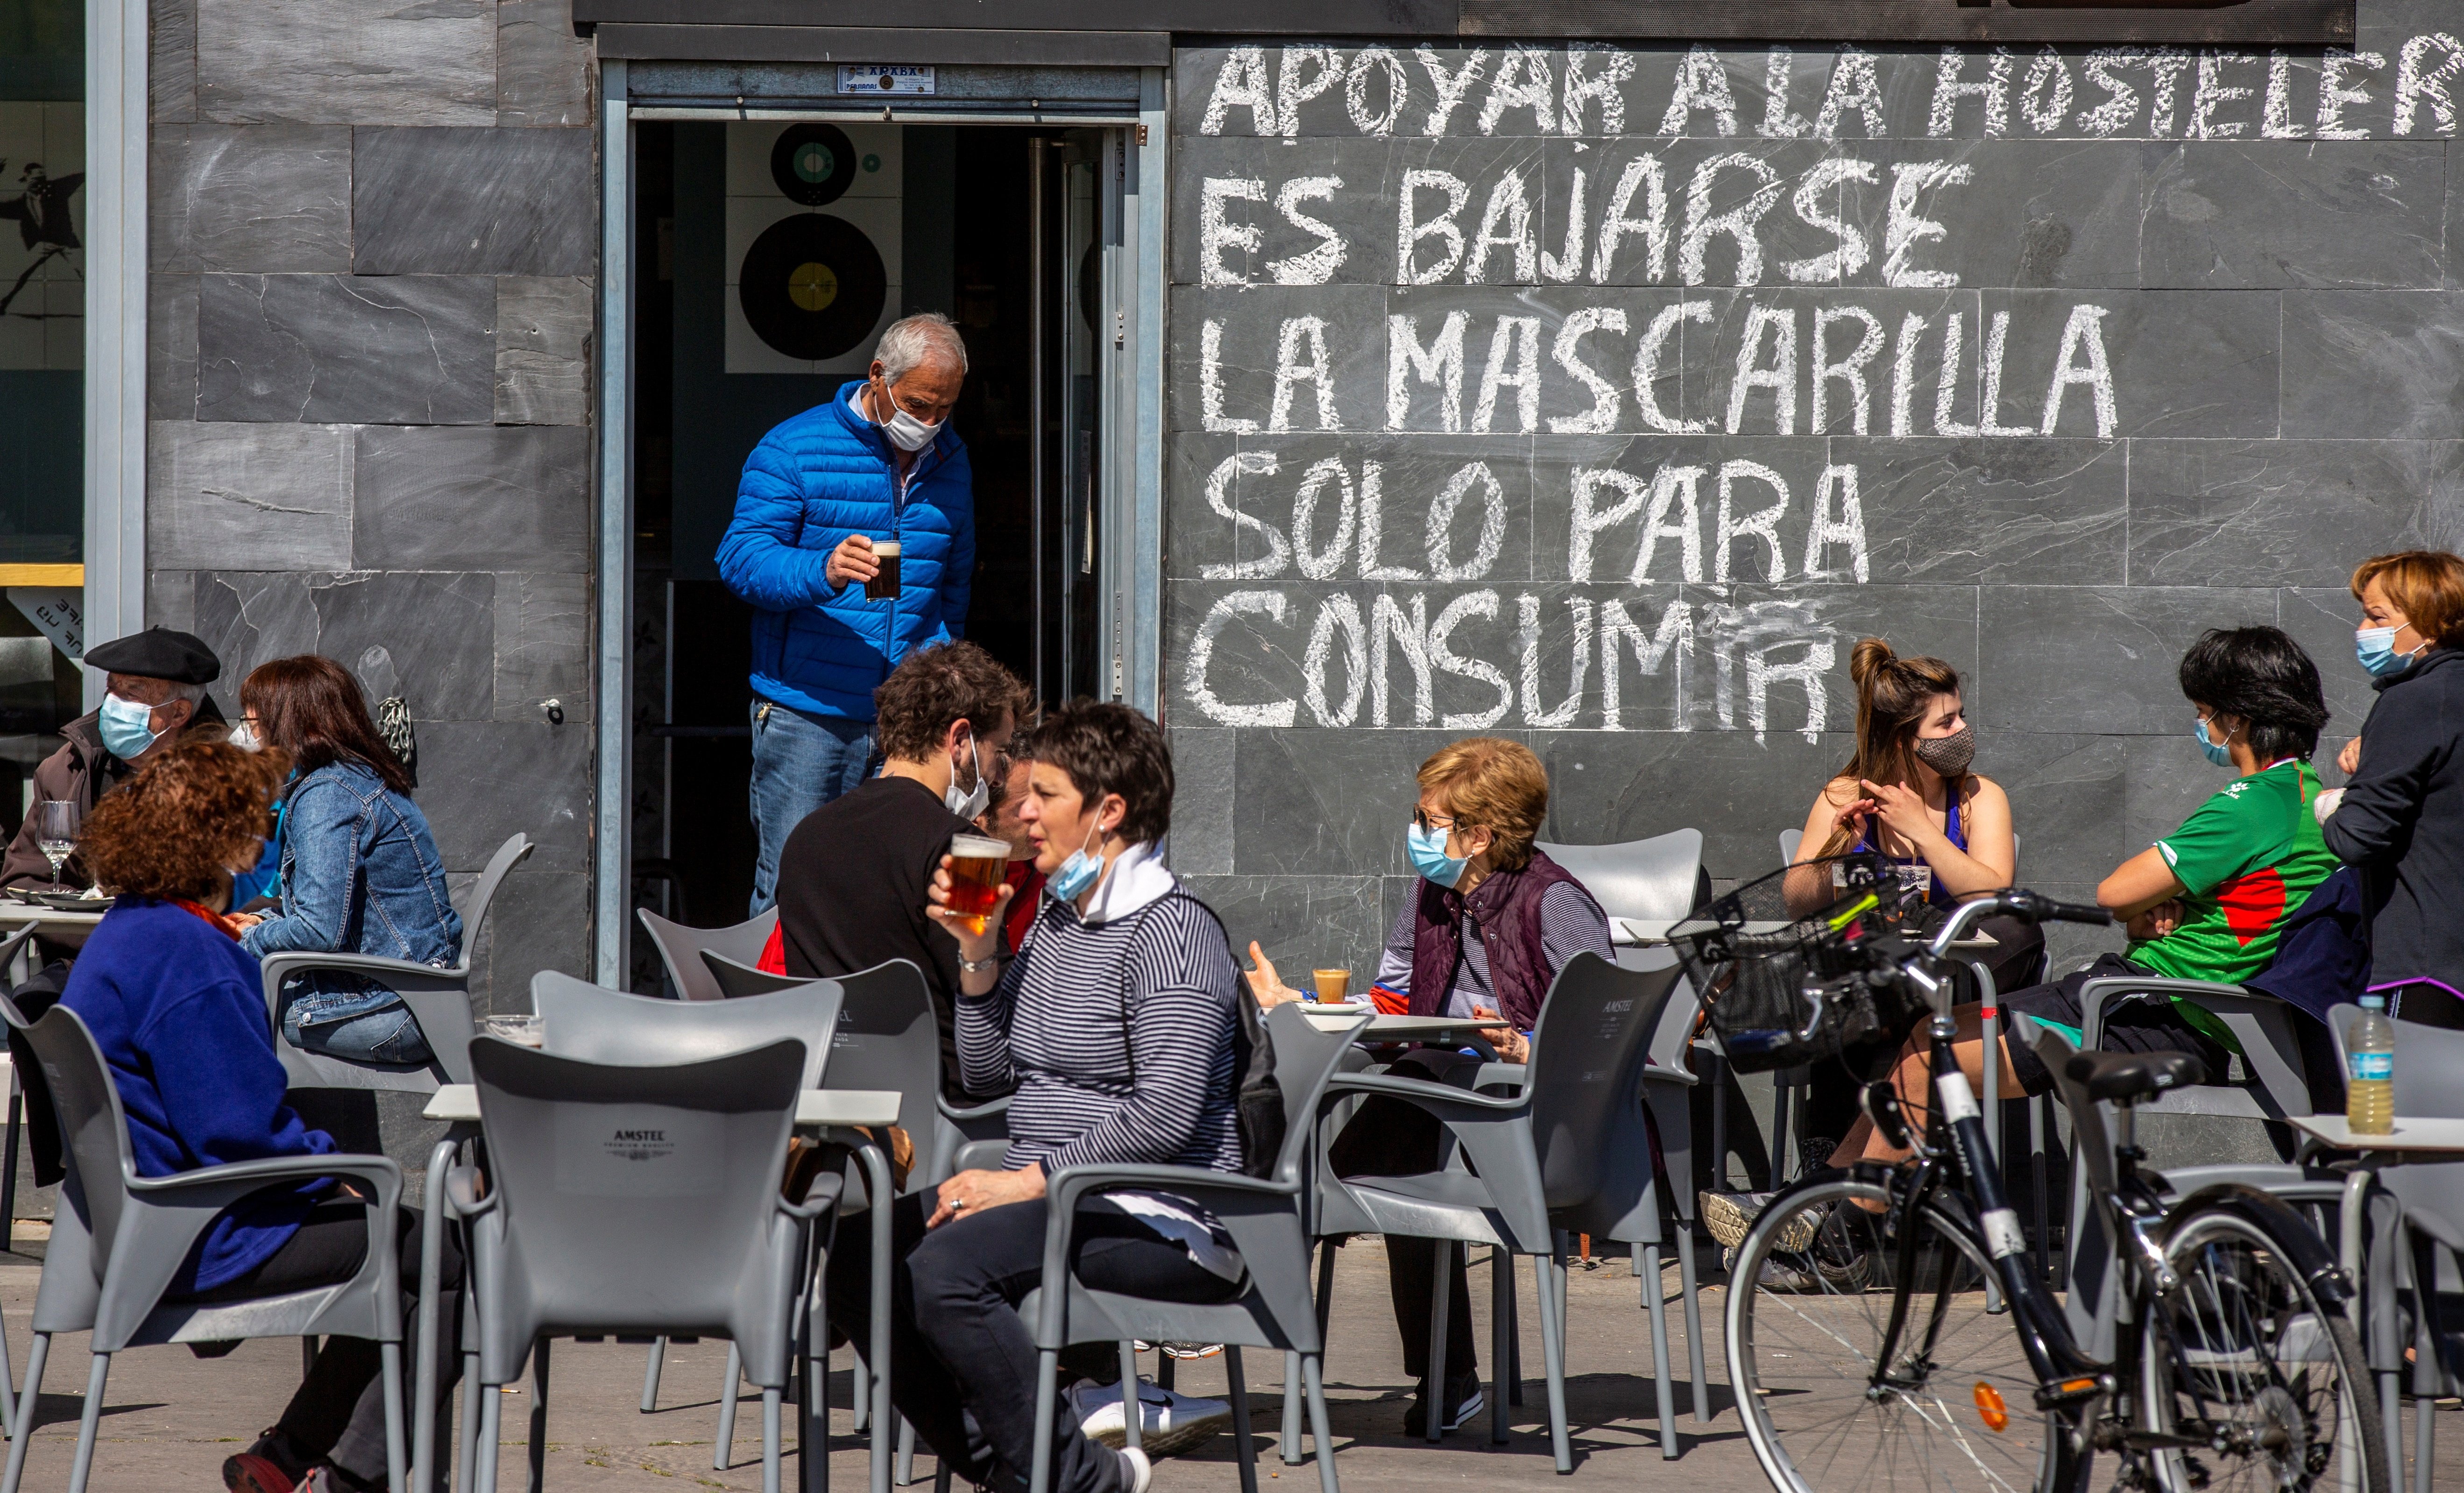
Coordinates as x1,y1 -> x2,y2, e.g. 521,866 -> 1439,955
865,539 -> 902,601
947,834 -> 1011,936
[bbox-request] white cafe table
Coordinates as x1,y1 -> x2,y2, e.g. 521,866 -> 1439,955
422,1083 -> 903,1128
2287,1115 -> 2464,1340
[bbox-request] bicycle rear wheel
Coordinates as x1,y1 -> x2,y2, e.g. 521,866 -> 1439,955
2138,1201 -> 2388,1493
1728,1176 -> 2076,1493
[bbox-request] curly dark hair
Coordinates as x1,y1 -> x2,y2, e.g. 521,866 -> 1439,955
81,737 -> 290,902
2178,626 -> 2330,764
872,641 -> 1033,765
1021,701 -> 1174,846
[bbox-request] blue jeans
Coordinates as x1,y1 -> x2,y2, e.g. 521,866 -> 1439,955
750,697 -> 876,913
283,985 -> 435,1065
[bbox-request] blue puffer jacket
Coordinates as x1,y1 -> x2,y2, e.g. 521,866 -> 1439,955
718,382 -> 976,721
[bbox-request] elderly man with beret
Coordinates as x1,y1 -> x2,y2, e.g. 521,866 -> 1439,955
1,627 -> 227,889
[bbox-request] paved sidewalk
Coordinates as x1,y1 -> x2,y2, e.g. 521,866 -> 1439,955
0,1237 -> 2452,1490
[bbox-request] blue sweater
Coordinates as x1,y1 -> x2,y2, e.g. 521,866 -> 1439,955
716,382 -> 976,721
63,899 -> 336,1292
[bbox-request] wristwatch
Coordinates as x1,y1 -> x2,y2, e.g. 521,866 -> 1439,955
958,952 -> 1005,976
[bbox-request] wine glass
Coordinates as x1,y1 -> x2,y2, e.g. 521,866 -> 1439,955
34,800 -> 78,892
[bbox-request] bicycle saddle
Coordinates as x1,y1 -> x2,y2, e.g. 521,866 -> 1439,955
2062,1048 -> 2208,1102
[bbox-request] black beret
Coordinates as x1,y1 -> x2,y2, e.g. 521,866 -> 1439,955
84,627 -> 222,685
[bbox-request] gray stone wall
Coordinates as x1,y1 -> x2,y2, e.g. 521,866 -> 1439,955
1165,18 -> 2464,981
145,0 -> 598,1007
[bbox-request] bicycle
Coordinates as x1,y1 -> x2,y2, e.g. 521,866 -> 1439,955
1674,866 -> 2387,1493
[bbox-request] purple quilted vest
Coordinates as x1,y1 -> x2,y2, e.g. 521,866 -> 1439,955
1409,849 -> 1595,1031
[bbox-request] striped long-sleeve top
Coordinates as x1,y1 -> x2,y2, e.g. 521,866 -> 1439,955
957,878 -> 1242,1177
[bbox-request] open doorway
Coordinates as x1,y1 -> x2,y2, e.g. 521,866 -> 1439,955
627,119 -> 1115,990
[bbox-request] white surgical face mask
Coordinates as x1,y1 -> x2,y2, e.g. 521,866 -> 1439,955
874,378 -> 943,452
944,731 -> 990,821
228,722 -> 260,752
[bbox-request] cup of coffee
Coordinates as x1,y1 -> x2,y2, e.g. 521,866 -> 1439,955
485,1014 -> 545,1048
865,539 -> 903,601
1311,969 -> 1352,1005
946,833 -> 1011,935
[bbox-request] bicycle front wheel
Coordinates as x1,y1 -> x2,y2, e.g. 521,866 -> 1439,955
2138,1198 -> 2388,1493
1728,1176 -> 2073,1493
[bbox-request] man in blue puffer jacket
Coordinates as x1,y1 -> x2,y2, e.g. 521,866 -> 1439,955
719,312 -> 976,912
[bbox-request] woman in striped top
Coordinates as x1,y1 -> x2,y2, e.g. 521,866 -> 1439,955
821,701 -> 1243,1493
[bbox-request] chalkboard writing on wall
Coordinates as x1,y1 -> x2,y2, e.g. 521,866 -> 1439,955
1164,23 -> 2464,976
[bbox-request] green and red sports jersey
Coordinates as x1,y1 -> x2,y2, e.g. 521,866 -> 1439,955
2130,760 -> 2339,1020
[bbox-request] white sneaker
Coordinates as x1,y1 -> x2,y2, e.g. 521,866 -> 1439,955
1072,1378 -> 1233,1458
1118,1447 -> 1153,1493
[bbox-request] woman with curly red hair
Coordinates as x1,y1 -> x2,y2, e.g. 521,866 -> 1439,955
59,736 -> 456,1493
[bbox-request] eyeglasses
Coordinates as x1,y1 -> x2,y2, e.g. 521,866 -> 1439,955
1411,807 -> 1459,834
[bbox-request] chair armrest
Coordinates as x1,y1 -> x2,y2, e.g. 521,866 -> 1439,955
779,1171 -> 847,1221
1321,1072 -> 1531,1116
443,1164 -> 497,1219
2078,976 -> 2249,1049
1639,1061 -> 1699,1088
938,1094 -> 1012,1123
261,950 -> 469,989
1045,1163 -> 1293,1216
124,1151 -> 402,1209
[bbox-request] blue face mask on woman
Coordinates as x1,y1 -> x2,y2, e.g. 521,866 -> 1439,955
1046,820 -> 1106,901
1406,821 -> 1470,888
98,692 -> 161,761
2355,625 -> 2423,679
2193,714 -> 2236,768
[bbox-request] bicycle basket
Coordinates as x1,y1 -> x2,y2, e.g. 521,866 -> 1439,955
1667,854 -> 1927,1073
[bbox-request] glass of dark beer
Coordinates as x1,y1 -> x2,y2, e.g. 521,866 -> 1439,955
946,834 -> 1010,935
865,539 -> 902,601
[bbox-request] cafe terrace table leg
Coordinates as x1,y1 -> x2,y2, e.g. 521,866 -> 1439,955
412,1138 -> 456,1493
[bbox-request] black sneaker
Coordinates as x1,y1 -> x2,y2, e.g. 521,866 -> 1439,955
1402,1371 -> 1484,1436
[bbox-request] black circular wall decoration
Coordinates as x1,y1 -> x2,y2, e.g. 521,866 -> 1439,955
738,213 -> 888,361
770,123 -> 858,206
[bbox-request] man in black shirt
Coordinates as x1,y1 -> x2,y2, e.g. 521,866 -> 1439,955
773,640 -> 1031,1098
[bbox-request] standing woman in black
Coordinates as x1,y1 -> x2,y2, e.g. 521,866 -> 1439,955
2320,550 -> 2464,1026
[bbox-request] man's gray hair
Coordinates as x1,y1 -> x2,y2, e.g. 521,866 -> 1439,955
874,311 -> 968,385
167,680 -> 206,705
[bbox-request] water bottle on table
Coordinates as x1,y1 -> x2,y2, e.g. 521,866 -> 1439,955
2345,994 -> 2394,1135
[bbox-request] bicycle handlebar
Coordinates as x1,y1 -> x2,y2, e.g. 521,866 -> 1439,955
1925,888 -> 2114,960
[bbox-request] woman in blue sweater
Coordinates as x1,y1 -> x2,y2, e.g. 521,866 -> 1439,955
60,736 -> 453,1493
233,654 -> 461,1065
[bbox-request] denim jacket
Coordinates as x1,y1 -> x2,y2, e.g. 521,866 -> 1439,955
241,761 -> 462,1030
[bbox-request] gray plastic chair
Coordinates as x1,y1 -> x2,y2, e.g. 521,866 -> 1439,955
259,831 -> 533,1093
2079,975 -> 2317,1142
448,1035 -> 836,1493
705,949 -> 813,999
0,1005 -> 408,1493
1315,952 -> 1674,1472
531,969 -> 840,1090
1020,1002 -> 1367,1493
640,906 -> 779,1002
1536,830 -> 1706,933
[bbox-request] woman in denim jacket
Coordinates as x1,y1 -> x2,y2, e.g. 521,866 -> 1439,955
234,656 -> 461,1064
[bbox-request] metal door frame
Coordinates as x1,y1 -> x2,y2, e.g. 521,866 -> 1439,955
592,62 -> 1167,984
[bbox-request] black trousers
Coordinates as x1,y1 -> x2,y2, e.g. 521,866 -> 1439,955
172,1196 -> 463,1480
1325,1050 -> 1483,1385
823,1190 -> 1239,1493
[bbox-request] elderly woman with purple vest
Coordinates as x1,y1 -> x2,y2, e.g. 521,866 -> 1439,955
1247,736 -> 1610,1436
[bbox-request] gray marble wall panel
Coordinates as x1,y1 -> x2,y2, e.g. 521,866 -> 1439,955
496,0 -> 594,128
416,720 -> 594,875
494,276 -> 593,426
2138,142 -> 2448,290
2127,439 -> 2459,587
148,275 -> 198,421
1168,728 -> 1237,875
149,421 -> 353,570
353,127 -> 595,276
471,870 -> 591,1013
495,573 -> 592,725
196,273 -> 496,425
189,569 -> 498,727
196,0 -> 495,126
152,125 -> 353,275
151,0 -> 197,125
352,425 -> 592,573
2280,291 -> 2464,440
1978,586 -> 2280,735
1179,874 -> 1387,979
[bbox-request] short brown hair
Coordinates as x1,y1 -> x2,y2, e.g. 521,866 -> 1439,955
2351,551 -> 2464,648
241,654 -> 412,793
82,737 -> 290,902
872,642 -> 1033,764
1020,701 -> 1174,846
1417,737 -> 1548,873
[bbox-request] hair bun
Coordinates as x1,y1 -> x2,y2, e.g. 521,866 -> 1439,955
1848,637 -> 1897,690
